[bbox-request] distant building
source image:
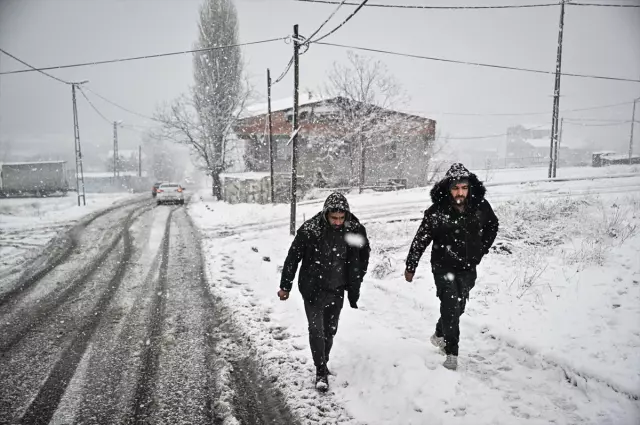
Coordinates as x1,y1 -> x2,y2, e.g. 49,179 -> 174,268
503,125 -> 552,166
232,94 -> 437,190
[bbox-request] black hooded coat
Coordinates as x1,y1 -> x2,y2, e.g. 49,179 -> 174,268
280,193 -> 371,306
406,163 -> 499,273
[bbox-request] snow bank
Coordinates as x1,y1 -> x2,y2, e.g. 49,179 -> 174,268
189,177 -> 640,424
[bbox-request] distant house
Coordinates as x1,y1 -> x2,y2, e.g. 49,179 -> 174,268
232,94 -> 437,191
503,125 -> 552,166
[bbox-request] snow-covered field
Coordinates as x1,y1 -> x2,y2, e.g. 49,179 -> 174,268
477,164 -> 639,185
190,169 -> 640,424
0,193 -> 138,277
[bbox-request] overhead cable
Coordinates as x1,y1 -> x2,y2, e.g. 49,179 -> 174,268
310,0 -> 370,43
0,38 -> 287,76
77,87 -> 113,124
305,0 -> 348,43
294,0 -> 559,9
314,41 -> 640,83
0,48 -> 70,84
85,87 -> 160,122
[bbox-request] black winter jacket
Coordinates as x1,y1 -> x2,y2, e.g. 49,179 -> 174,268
406,164 -> 499,273
280,193 -> 371,305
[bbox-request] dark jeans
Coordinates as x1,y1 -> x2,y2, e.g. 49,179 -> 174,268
433,269 -> 477,356
304,289 -> 344,373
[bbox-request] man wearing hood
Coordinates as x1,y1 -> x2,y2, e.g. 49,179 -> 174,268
405,163 -> 499,371
278,192 -> 370,392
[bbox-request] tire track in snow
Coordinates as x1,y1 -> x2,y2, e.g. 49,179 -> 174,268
0,205 -> 149,354
0,204 -> 151,424
17,207 -> 138,425
0,197 -> 150,308
62,206 -> 171,424
183,209 -> 299,425
129,206 -> 177,424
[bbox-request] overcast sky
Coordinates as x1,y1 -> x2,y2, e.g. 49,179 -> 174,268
1,0 -> 639,165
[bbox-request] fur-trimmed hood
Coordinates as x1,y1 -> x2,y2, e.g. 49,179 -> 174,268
430,163 -> 487,209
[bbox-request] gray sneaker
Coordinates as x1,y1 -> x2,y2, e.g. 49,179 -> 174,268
430,333 -> 445,352
443,354 -> 458,370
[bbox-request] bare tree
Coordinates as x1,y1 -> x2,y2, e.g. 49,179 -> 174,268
154,0 -> 248,199
321,52 -> 430,192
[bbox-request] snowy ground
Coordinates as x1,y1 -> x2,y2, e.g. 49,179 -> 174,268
477,164 -> 639,185
0,193 -> 138,278
190,169 -> 640,424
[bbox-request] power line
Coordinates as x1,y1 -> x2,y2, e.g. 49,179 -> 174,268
272,55 -> 295,85
425,101 -> 637,117
311,0 -> 370,43
571,2 -> 640,7
305,0 -> 348,43
561,117 -> 635,122
77,87 -> 113,124
0,48 -> 70,84
294,0 -> 559,9
446,124 -> 549,140
314,41 -> 640,83
0,38 -> 287,76
85,87 -> 160,122
563,120 -> 639,126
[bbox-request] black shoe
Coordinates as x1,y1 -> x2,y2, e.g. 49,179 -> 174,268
315,372 -> 329,392
315,366 -> 329,392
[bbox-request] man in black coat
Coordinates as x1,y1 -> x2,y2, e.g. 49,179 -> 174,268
404,163 -> 499,371
278,192 -> 370,392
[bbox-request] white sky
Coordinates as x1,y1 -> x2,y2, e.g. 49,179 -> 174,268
0,0 -> 639,164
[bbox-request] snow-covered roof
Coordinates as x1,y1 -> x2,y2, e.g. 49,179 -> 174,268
108,149 -> 142,158
521,124 -> 552,132
524,138 -> 552,149
220,172 -> 271,181
2,160 -> 67,166
241,93 -> 328,119
82,171 -> 146,178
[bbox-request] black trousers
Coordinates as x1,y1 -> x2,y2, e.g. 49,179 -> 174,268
433,269 -> 477,356
304,289 -> 344,373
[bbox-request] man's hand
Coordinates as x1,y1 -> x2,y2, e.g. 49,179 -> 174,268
277,289 -> 290,301
404,270 -> 414,282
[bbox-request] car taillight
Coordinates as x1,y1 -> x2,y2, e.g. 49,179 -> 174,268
157,189 -> 164,193
177,188 -> 183,193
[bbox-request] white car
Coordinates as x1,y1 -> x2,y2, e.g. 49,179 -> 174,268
156,183 -> 185,205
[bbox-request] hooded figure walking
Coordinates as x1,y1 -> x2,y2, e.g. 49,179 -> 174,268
278,192 -> 370,392
405,163 -> 499,370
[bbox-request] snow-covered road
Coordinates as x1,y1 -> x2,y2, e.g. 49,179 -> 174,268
0,198 -> 297,424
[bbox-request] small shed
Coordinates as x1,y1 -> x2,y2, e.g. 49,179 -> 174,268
220,172 -> 306,204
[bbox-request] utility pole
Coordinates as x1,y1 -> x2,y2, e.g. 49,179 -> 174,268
267,68 -> 275,204
548,0 -> 566,178
629,98 -> 638,164
71,82 -> 87,206
138,145 -> 142,177
290,24 -> 300,236
553,117 -> 564,177
113,121 -> 120,179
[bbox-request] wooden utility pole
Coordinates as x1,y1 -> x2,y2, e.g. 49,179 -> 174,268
267,68 -> 275,204
290,24 -> 300,236
113,121 -> 119,179
553,117 -> 563,177
629,98 -> 638,165
71,83 -> 87,206
548,0 -> 566,178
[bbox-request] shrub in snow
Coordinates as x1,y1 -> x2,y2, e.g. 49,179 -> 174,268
371,254 -> 395,279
